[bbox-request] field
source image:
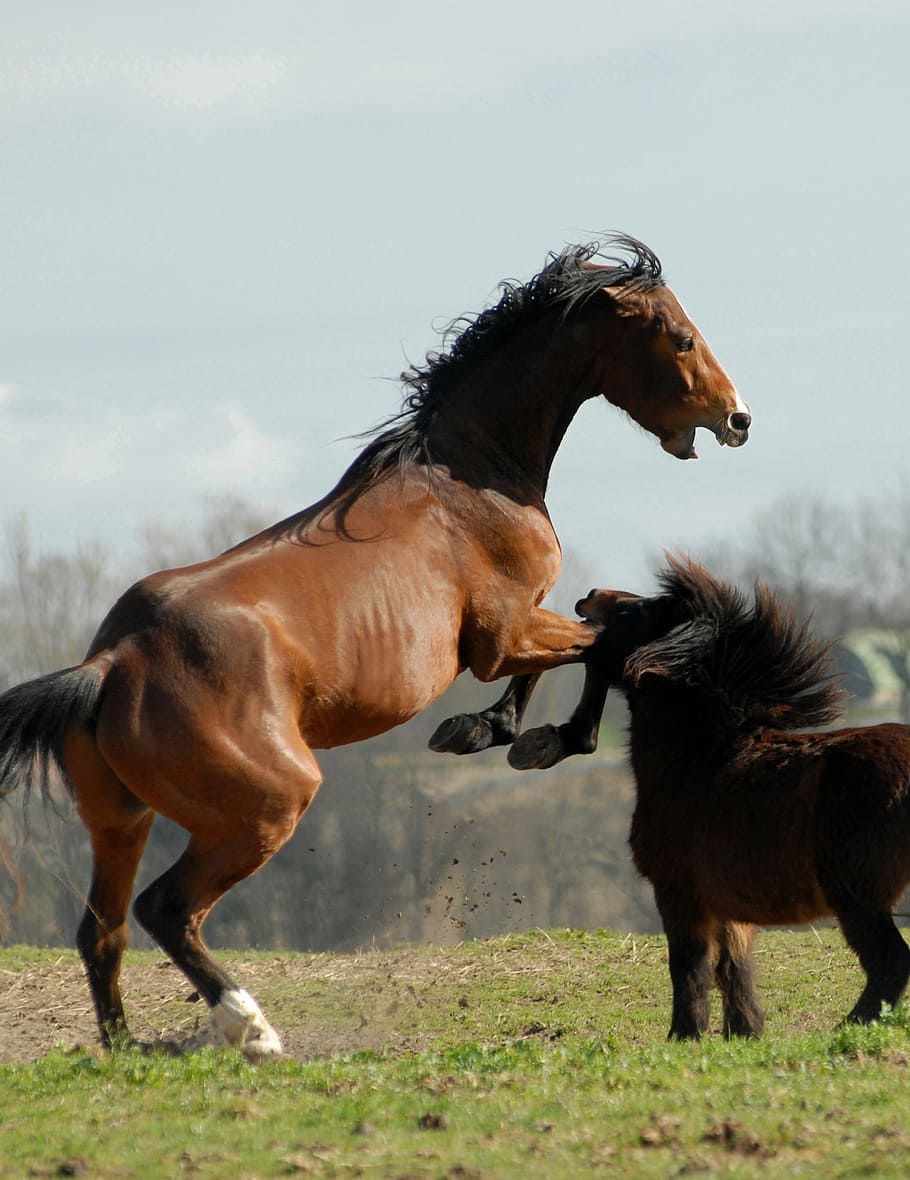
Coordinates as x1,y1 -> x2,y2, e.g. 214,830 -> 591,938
2,929 -> 910,1177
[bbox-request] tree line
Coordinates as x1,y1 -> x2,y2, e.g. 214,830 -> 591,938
1,488 -> 909,949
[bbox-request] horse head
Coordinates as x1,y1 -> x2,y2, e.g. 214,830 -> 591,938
581,264 -> 751,459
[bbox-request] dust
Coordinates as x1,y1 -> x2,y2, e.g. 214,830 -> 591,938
0,953 -> 448,1064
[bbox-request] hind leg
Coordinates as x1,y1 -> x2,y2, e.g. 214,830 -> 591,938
131,746 -> 322,1061
714,922 -> 764,1038
66,730 -> 155,1047
133,833 -> 282,1059
76,812 -> 155,1046
835,907 -> 910,1023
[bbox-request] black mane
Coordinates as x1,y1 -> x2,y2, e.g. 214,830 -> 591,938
396,234 -> 663,442
625,556 -> 846,732
266,235 -> 663,544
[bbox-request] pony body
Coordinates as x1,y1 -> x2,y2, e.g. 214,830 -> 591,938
510,557 -> 910,1037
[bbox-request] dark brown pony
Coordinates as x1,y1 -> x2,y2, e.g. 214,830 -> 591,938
509,556 -> 910,1038
0,239 -> 749,1059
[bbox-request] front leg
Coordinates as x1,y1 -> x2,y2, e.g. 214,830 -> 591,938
665,932 -> 713,1040
507,664 -> 609,770
428,674 -> 540,755
654,888 -> 713,1040
429,606 -> 600,757
714,922 -> 764,1038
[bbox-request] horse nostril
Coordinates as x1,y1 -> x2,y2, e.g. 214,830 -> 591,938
729,411 -> 751,432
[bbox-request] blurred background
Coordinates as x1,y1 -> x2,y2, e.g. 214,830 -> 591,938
2,1 -> 909,946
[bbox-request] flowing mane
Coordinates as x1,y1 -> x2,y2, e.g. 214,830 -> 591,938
265,235 -> 664,544
398,234 -> 664,422
625,556 -> 846,732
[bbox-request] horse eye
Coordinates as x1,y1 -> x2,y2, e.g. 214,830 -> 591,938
678,336 -> 695,353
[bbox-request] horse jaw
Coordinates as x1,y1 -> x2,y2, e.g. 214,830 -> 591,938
662,398 -> 752,460
661,428 -> 699,460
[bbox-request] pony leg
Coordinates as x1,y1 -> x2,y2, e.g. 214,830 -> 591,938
714,922 -> 764,1038
654,889 -> 713,1039
835,908 -> 910,1024
428,674 -> 540,755
665,934 -> 713,1039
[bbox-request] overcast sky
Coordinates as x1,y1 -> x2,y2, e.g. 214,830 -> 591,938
2,1 -> 909,593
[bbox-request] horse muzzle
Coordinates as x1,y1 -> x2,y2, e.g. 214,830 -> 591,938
661,401 -> 751,460
713,404 -> 751,449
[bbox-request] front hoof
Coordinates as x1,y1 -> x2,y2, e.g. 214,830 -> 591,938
428,713 -> 494,755
507,725 -> 567,770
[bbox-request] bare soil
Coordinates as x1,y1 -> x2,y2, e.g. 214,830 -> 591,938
0,951 -> 454,1065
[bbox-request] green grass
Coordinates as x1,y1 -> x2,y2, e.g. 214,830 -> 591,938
3,929 -> 910,1177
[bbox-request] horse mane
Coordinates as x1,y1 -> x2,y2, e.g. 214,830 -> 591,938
397,234 -> 663,426
625,555 -> 846,732
267,235 -> 663,545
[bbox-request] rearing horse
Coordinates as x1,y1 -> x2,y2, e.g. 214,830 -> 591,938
0,237 -> 750,1059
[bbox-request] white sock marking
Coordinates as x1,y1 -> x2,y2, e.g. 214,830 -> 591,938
212,988 -> 283,1060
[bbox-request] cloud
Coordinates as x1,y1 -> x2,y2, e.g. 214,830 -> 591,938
129,53 -> 287,111
1,1 -> 893,128
1,387 -> 296,550
184,407 -> 293,487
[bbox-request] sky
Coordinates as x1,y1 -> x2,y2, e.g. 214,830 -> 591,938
2,0 -> 909,595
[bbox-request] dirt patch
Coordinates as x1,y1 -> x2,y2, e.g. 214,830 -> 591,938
0,945 -> 515,1064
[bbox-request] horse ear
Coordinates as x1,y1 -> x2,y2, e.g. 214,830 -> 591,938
600,285 -> 642,317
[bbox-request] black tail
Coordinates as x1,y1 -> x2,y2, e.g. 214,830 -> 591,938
0,664 -> 106,804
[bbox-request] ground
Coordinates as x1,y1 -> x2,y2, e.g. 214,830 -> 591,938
0,952 -> 446,1064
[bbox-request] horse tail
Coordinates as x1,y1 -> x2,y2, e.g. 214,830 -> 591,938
0,662 -> 107,805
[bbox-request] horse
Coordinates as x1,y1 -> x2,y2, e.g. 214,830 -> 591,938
0,238 -> 750,1060
508,555 -> 910,1039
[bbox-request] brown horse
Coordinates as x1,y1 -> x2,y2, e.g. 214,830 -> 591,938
510,556 -> 910,1038
0,238 -> 749,1059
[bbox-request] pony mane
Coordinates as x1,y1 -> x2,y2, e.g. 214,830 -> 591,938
266,235 -> 663,545
625,555 -> 846,732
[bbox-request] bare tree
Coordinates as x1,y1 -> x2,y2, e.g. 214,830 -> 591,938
138,493 -> 275,572
698,490 -> 863,633
0,515 -> 117,686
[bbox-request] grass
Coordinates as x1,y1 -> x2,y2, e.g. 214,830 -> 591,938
3,929 -> 910,1177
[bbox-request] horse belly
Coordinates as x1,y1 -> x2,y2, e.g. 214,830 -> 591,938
300,634 -> 460,749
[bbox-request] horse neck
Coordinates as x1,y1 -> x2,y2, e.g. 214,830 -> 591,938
426,315 -> 599,496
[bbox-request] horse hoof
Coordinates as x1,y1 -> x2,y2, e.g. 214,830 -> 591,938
428,714 -> 494,755
241,1024 -> 284,1063
508,725 -> 566,770
212,988 -> 284,1062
